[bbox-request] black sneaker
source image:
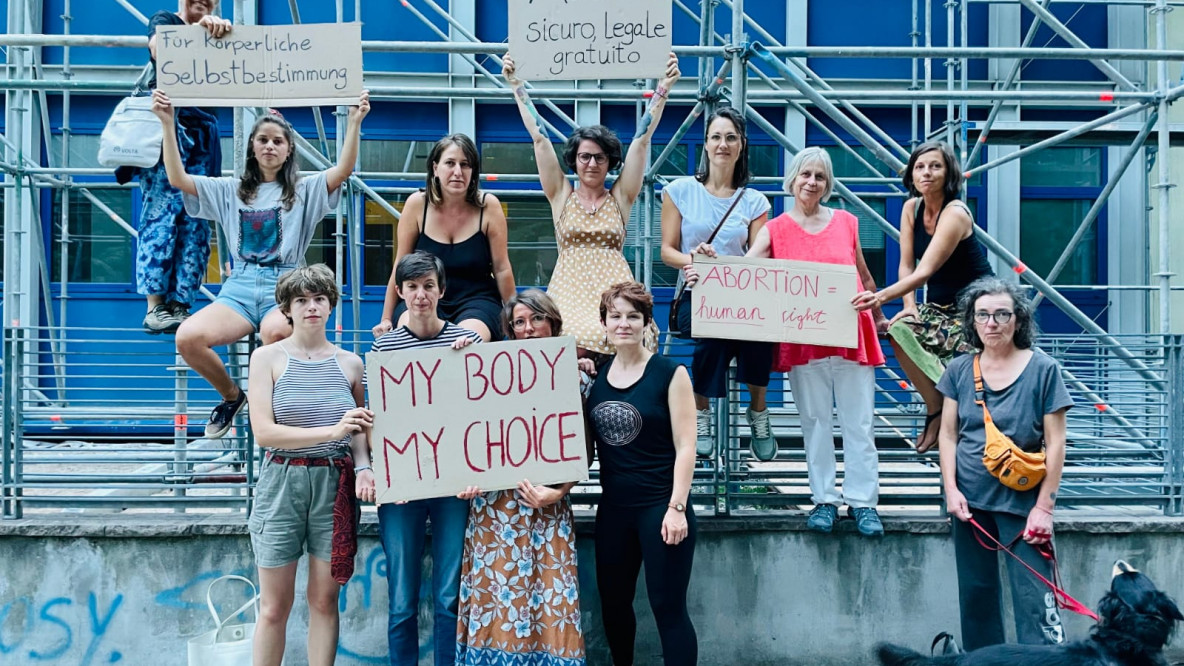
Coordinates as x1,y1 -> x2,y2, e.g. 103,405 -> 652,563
143,304 -> 181,334
167,301 -> 192,326
849,506 -> 885,537
205,390 -> 246,439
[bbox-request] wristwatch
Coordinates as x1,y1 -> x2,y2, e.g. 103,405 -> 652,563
668,502 -> 686,512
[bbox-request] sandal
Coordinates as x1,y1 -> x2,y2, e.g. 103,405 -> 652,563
916,410 -> 942,453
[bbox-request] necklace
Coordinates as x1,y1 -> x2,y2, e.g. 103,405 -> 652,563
576,189 -> 609,214
287,342 -> 326,360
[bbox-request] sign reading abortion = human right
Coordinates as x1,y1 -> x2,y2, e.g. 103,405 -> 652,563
508,0 -> 672,81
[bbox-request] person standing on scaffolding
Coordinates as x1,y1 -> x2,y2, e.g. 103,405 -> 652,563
123,1 -> 231,334
149,88 -> 370,439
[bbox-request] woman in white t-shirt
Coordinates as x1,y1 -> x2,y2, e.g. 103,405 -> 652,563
660,107 -> 775,461
151,89 -> 369,440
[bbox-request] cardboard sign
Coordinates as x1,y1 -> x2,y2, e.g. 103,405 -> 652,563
691,256 -> 860,348
155,22 -> 362,107
507,0 -> 672,80
366,337 -> 589,504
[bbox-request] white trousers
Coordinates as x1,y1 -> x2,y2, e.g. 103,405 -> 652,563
786,356 -> 880,508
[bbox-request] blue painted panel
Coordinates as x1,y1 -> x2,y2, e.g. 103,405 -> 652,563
1021,3 -> 1108,82
40,0 -> 167,67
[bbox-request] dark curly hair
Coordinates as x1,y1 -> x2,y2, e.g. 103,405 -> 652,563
958,277 -> 1039,350
902,140 -> 963,204
562,125 -> 623,173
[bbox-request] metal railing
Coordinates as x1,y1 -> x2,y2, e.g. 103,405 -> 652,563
3,327 -> 1181,519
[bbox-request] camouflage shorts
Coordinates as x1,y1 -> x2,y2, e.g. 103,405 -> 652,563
888,302 -> 976,382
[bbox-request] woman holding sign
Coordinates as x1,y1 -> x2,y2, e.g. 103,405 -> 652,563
502,53 -> 679,357
661,107 -> 775,461
151,89 -> 369,440
746,147 -> 887,537
245,264 -> 374,666
851,141 -> 994,453
587,281 -> 698,666
455,289 -> 588,665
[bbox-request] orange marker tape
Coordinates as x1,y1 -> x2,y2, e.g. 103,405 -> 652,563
1099,92 -> 1114,102
1095,403 -> 1108,412
174,413 -> 189,429
1012,263 -> 1027,274
898,381 -> 910,390
643,91 -> 655,98
50,414 -> 62,422
485,174 -> 499,181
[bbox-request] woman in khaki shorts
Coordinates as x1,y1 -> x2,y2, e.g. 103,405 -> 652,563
246,264 -> 377,666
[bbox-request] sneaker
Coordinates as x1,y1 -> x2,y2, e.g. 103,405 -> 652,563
806,504 -> 838,533
205,389 -> 247,439
143,304 -> 181,334
848,506 -> 885,537
167,301 -> 191,326
746,407 -> 777,461
696,409 -> 714,457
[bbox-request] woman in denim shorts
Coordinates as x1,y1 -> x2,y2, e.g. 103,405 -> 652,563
246,264 -> 376,666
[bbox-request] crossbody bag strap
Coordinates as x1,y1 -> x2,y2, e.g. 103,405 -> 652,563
131,62 -> 154,97
704,187 -> 747,245
972,354 -> 994,426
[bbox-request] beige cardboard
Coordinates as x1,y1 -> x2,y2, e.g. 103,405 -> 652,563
366,336 -> 589,504
155,23 -> 362,107
690,256 -> 860,348
508,0 -> 672,81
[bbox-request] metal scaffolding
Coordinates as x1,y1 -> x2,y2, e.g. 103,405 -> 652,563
2,0 -> 1182,517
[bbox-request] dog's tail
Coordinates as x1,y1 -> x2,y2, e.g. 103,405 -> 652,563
874,642 -> 957,665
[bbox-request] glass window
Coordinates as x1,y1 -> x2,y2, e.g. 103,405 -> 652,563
1020,147 -> 1102,187
502,194 -> 559,287
48,134 -> 104,170
1020,199 -> 1096,284
652,142 -> 690,177
0,194 -> 5,282
362,140 -> 432,175
832,197 -> 888,286
748,145 -> 780,178
51,190 -> 134,283
304,213 -> 343,276
825,145 -> 884,179
480,142 -> 562,176
363,195 -> 407,286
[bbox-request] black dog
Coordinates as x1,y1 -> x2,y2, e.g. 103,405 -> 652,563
876,560 -> 1183,666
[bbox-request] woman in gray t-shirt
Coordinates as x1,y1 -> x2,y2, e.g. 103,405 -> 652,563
935,277 -> 1073,651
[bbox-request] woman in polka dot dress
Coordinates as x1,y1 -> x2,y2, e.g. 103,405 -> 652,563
503,53 -> 680,358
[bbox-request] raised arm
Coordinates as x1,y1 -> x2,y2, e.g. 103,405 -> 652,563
614,53 -> 681,209
325,90 -> 370,193
150,90 -> 197,196
503,55 -> 568,203
483,194 -> 517,301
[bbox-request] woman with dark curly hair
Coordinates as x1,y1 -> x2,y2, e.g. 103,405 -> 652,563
936,277 -> 1070,650
502,53 -> 680,358
852,141 -> 994,453
372,133 -> 516,342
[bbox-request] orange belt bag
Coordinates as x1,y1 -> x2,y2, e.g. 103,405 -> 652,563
975,355 -> 1046,491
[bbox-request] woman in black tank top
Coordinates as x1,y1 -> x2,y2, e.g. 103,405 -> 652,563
851,141 -> 994,453
372,133 -> 516,342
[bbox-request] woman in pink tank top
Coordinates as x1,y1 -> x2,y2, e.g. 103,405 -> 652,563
747,147 -> 888,537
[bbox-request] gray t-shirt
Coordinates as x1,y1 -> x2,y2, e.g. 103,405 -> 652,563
935,350 -> 1073,517
184,171 -> 340,267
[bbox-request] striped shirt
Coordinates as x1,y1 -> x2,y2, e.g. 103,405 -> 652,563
369,322 -> 483,353
270,345 -> 357,458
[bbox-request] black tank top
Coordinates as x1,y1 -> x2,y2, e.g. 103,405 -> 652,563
912,198 -> 994,307
586,354 -> 682,508
413,194 -> 502,317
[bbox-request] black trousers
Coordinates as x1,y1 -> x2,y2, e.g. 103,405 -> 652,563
952,510 -> 1065,650
595,502 -> 698,665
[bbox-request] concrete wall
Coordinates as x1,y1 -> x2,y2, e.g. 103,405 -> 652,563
1,515 -> 1183,665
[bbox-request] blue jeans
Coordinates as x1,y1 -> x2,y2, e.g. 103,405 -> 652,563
377,497 -> 469,666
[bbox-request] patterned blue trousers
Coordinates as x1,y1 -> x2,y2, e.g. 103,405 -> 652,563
135,108 -> 221,307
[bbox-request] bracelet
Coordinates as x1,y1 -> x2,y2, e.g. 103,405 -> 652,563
1032,504 -> 1054,515
354,464 -> 371,473
652,85 -> 668,99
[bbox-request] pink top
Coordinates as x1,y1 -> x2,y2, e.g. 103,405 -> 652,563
767,209 -> 886,371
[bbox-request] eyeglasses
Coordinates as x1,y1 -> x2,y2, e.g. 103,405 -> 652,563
707,133 -> 742,145
511,313 -> 550,331
577,152 -> 608,165
973,311 -> 1014,325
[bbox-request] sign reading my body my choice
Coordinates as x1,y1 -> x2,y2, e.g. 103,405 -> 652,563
155,22 -> 363,107
366,337 -> 590,504
508,0 -> 672,80
691,256 -> 861,349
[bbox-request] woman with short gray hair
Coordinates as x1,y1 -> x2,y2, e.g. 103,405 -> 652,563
935,276 -> 1071,650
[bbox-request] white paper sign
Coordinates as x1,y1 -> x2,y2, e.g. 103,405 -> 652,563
507,0 -> 672,80
155,23 -> 363,107
691,256 -> 860,349
366,337 -> 589,504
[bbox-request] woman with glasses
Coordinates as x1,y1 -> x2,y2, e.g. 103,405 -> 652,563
661,107 -> 775,461
934,276 -> 1070,650
852,141 -> 994,453
372,134 -> 516,342
455,289 -> 592,666
502,53 -> 680,358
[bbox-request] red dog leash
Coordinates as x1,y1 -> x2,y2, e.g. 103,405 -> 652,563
968,516 -> 1100,622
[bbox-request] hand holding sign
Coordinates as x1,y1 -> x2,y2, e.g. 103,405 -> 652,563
196,14 -> 232,39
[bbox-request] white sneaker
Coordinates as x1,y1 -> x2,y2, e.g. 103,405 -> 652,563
746,407 -> 777,461
696,408 -> 714,457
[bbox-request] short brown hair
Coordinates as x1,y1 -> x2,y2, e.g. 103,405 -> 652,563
599,281 -> 653,326
502,289 -> 563,339
275,264 -> 339,318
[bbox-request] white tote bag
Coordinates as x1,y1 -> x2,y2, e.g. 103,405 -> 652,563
187,575 -> 259,666
97,95 -> 164,168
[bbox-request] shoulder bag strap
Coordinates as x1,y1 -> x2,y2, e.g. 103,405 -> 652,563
972,355 -> 995,426
704,187 -> 746,245
131,62 -> 154,97
205,574 -> 260,629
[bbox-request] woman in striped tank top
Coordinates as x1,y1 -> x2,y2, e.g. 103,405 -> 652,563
246,264 -> 375,666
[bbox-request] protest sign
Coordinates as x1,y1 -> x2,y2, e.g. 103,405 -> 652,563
366,336 -> 589,504
690,256 -> 860,348
507,0 -> 672,80
155,22 -> 362,107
